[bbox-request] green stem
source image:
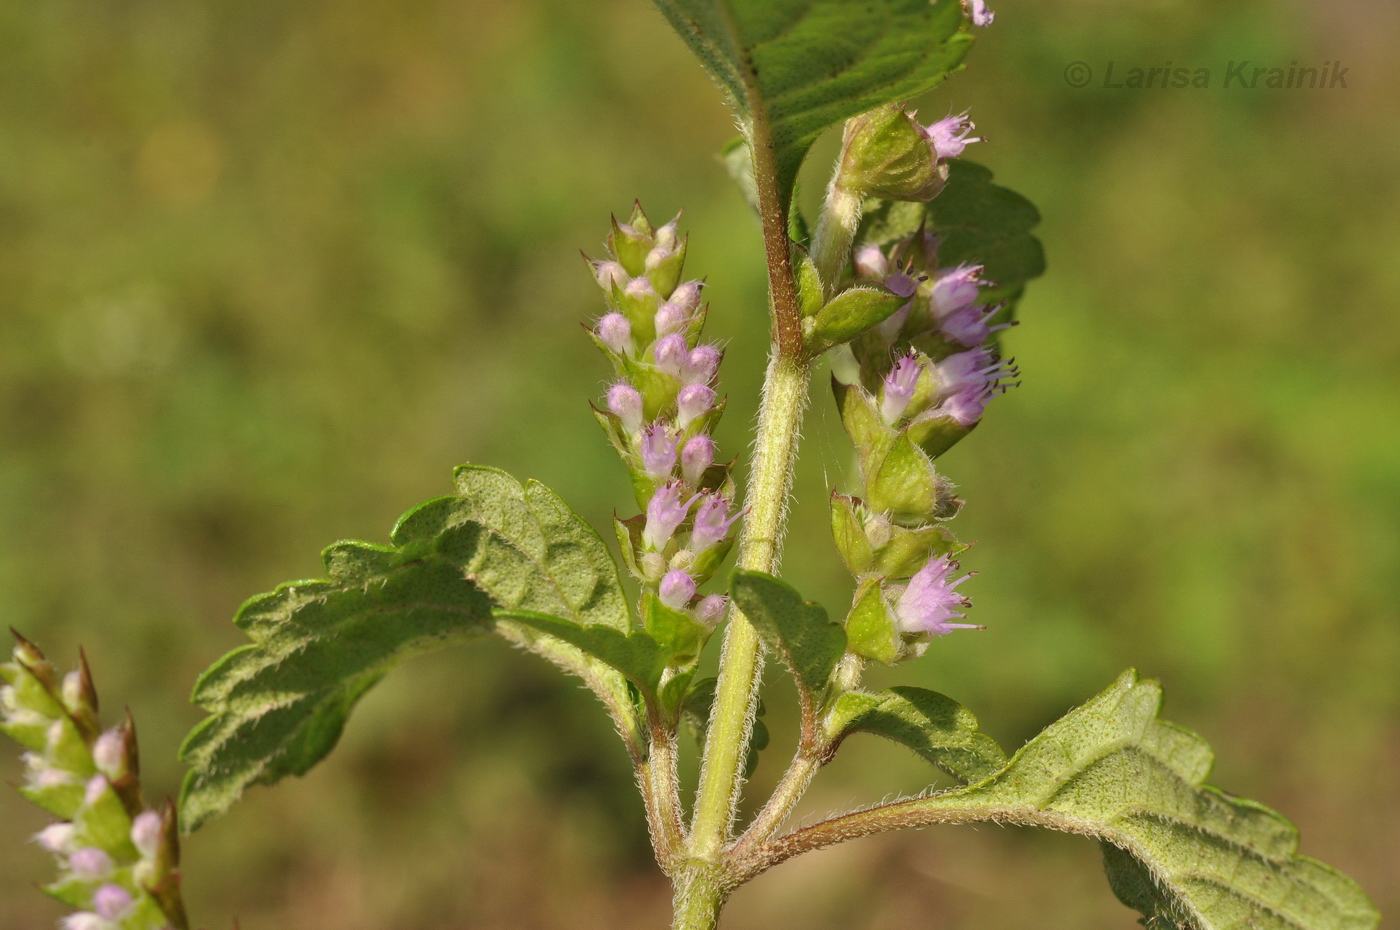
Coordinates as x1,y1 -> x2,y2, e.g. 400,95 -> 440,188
689,352 -> 811,859
808,182 -> 863,300
670,861 -> 729,930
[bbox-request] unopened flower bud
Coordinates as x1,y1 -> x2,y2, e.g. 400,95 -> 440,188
68,847 -> 114,881
643,482 -> 695,551
658,570 -> 696,610
690,495 -> 740,554
925,112 -> 984,160
680,434 -> 716,487
61,671 -> 85,709
640,426 -> 678,479
854,245 -> 888,280
653,220 -> 679,251
592,260 -> 629,291
596,313 -> 634,355
653,333 -> 689,377
35,822 -> 77,854
130,810 -> 163,859
93,884 -> 134,921
60,913 -> 105,930
683,344 -> 721,385
676,384 -> 716,429
640,552 -> 667,580
838,104 -> 948,202
695,594 -> 729,627
893,557 -> 981,636
669,280 -> 704,312
605,383 -> 644,435
84,775 -> 110,807
881,354 -> 923,424
92,729 -> 125,779
654,302 -> 688,336
34,768 -> 75,790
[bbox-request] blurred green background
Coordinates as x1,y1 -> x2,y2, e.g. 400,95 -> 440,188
2,0 -> 1397,927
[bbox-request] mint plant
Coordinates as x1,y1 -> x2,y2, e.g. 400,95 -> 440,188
0,2 -> 1381,929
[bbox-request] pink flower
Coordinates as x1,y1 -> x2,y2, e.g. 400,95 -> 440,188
676,384 -> 716,429
880,354 -> 923,425
683,344 -> 722,386
695,594 -> 729,627
669,280 -> 704,312
596,313 -> 633,355
966,0 -> 995,27
924,112 -> 984,160
606,383 -> 644,435
690,495 -> 740,554
592,260 -> 628,290
93,885 -> 134,921
640,425 -> 679,478
659,570 -> 697,610
654,302 -> 689,336
654,333 -> 689,377
680,434 -> 717,487
893,558 -> 981,635
130,811 -> 163,859
67,847 -> 113,881
643,482 -> 696,551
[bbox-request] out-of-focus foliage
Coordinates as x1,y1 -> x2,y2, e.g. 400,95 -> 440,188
0,1 -> 1396,928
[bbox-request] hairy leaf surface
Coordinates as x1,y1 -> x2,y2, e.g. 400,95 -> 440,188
829,685 -> 1005,783
921,671 -> 1378,930
654,0 -> 975,207
179,466 -> 635,831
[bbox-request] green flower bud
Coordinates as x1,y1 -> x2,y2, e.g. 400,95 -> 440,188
836,104 -> 947,203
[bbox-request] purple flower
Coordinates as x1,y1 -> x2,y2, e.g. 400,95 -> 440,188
881,354 -> 923,425
680,434 -> 716,487
938,386 -> 989,427
683,344 -> 722,386
659,570 -> 697,610
654,302 -> 688,336
930,264 -> 984,319
596,313 -> 633,355
690,494 -> 740,554
606,383 -> 644,435
940,304 -> 1010,348
924,112 -> 984,160
885,271 -> 919,299
93,884 -> 134,921
669,280 -> 704,312
676,384 -> 716,429
966,0 -> 994,27
695,594 -> 729,627
893,557 -> 981,635
935,348 -> 1016,399
68,847 -> 114,881
640,425 -> 678,478
854,244 -> 888,280
653,333 -> 689,377
130,811 -> 163,859
35,823 -> 76,854
643,482 -> 695,551
592,260 -> 628,290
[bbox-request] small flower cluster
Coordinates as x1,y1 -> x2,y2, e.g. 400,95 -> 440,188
588,204 -> 738,636
828,113 -> 1016,663
1,633 -> 187,930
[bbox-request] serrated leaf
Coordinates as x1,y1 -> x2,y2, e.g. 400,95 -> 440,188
919,671 -> 1379,930
862,159 -> 1046,313
655,0 -> 975,209
730,571 -> 845,706
829,685 -> 1005,783
179,466 -> 636,832
804,286 -> 909,355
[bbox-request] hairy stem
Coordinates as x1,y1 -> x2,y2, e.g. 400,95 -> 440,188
670,861 -> 730,930
732,793 -> 1096,884
731,750 -> 823,857
689,353 -> 811,858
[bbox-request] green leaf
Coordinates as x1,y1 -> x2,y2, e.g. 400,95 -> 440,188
729,571 -> 845,704
501,610 -> 667,697
804,286 -> 909,355
179,466 -> 636,832
862,159 -> 1046,313
829,685 -> 1005,783
655,0 -> 975,208
929,671 -> 1379,930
